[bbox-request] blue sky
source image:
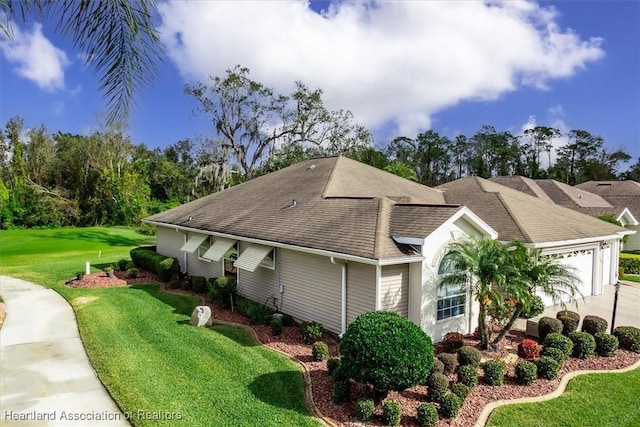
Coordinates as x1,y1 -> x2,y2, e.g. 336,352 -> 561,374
1,1 -> 639,171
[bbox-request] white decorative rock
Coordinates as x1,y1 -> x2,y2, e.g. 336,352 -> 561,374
190,306 -> 213,327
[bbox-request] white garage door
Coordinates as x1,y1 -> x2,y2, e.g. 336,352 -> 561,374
538,249 -> 594,306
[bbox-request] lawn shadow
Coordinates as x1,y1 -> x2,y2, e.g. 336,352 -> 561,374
248,371 -> 310,415
35,229 -> 150,247
212,324 -> 261,347
129,284 -> 198,317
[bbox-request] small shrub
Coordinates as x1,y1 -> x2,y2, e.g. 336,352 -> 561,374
212,276 -> 238,309
300,321 -> 324,344
158,257 -> 180,282
417,403 -> 439,427
270,317 -> 283,336
517,339 -> 541,359
541,347 -> 567,364
245,302 -> 273,325
118,258 -> 129,271
327,357 -> 341,375
537,356 -> 561,380
457,345 -> 481,367
594,333 -> 618,357
482,359 -> 506,386
382,400 -> 402,426
281,313 -> 295,327
191,276 -> 207,293
457,364 -> 478,388
431,358 -> 445,375
568,331 -> 596,359
543,333 -> 573,359
613,326 -> 640,353
331,365 -> 347,382
521,295 -> 545,319
451,382 -> 470,401
438,393 -> 462,419
169,273 -> 181,289
312,341 -> 329,361
126,268 -> 139,278
556,310 -> 580,322
436,353 -> 458,375
180,275 -> 192,290
515,360 -> 537,386
333,380 -> 350,404
442,332 -> 465,352
426,373 -> 449,403
354,398 -> 375,422
581,315 -> 608,335
557,315 -> 579,335
538,317 -> 563,341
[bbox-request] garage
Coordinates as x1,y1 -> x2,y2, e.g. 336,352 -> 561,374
538,247 -> 595,307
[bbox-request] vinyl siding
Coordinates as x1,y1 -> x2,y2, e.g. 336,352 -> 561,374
380,264 -> 409,316
236,241 -> 278,305
279,249 -> 342,334
156,226 -> 185,270
346,262 -> 376,324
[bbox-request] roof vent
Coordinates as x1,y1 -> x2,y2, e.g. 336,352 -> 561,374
288,199 -> 297,208
309,164 -> 316,169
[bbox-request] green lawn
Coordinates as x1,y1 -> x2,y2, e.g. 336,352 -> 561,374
487,366 -> 640,427
0,227 -> 321,427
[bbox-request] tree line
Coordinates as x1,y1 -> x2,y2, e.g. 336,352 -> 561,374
1,67 -> 638,230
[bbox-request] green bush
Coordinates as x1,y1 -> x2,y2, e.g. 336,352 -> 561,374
451,382 -> 470,401
457,364 -> 478,388
538,316 -> 563,341
129,246 -> 159,272
191,276 -> 207,293
157,257 -> 180,282
118,258 -> 129,271
556,310 -> 580,322
270,317 -> 283,336
245,301 -> 273,325
312,342 -> 329,361
537,356 -> 561,380
436,353 -> 458,375
333,380 -> 350,404
426,373 -> 449,403
541,347 -> 567,364
483,359 -> 506,386
521,295 -> 545,319
543,333 -> 573,359
594,333 -> 618,357
354,398 -> 375,422
340,311 -> 434,395
613,326 -> 640,353
126,268 -> 139,278
417,403 -> 439,427
281,313 -> 295,327
620,254 -> 640,274
327,357 -> 341,375
180,275 -> 192,290
457,345 -> 481,367
211,276 -> 237,309
581,315 -> 608,335
557,315 -> 579,335
515,360 -> 537,386
331,365 -> 347,382
382,400 -> 402,426
300,321 -> 324,344
568,331 -> 596,359
431,358 -> 445,375
169,273 -> 181,289
438,393 -> 462,419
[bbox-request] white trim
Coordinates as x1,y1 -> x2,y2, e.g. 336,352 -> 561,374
180,233 -> 208,253
202,237 -> 237,262
375,265 -> 381,310
616,207 -> 639,226
234,244 -> 274,272
523,234 -> 625,249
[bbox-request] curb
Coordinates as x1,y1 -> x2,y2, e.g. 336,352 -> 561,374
475,358 -> 640,427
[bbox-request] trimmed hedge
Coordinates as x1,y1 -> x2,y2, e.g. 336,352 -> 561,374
442,332 -> 465,353
312,342 -> 329,361
541,347 -> 567,364
538,316 -> 563,341
355,398 -> 375,422
515,360 -> 537,386
483,359 -> 507,386
557,315 -> 579,335
451,382 -> 470,401
300,321 -> 324,344
613,326 -> 640,353
382,400 -> 402,426
417,403 -> 439,427
437,353 -> 458,375
543,332 -> 573,359
439,393 -> 462,419
537,356 -> 561,380
594,333 -> 618,357
431,358 -> 445,375
327,357 -> 341,375
620,254 -> 640,274
457,365 -> 478,388
581,315 -> 608,335
427,373 -> 449,403
556,310 -> 580,322
568,331 -> 596,359
457,346 -> 481,367
130,246 -> 180,281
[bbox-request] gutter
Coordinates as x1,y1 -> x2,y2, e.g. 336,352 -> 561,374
331,257 -> 347,337
520,233 -> 628,249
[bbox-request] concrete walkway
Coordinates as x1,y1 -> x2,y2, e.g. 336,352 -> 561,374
0,276 -> 129,426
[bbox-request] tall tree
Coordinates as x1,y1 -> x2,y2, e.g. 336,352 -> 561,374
522,126 -> 560,177
556,130 -> 603,184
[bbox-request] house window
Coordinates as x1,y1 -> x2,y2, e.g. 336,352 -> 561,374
260,249 -> 276,270
197,237 -> 212,262
436,253 -> 466,321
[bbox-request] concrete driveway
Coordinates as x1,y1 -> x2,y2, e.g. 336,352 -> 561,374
0,276 -> 129,427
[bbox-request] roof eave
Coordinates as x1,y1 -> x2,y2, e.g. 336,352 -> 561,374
521,233 -> 626,249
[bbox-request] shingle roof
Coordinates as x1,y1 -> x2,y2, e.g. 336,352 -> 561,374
146,156 -> 460,260
437,177 -> 624,244
575,181 -> 640,218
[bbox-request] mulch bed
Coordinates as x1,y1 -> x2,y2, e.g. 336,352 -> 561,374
66,272 -> 640,427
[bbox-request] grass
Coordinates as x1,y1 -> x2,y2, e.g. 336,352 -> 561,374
487,367 -> 640,427
0,227 -> 321,427
623,274 -> 640,283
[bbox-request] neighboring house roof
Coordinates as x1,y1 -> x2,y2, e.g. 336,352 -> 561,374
146,156 -> 490,260
576,181 -> 640,221
437,177 -> 626,246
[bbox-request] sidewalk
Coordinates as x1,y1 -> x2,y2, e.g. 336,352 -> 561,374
0,276 -> 129,427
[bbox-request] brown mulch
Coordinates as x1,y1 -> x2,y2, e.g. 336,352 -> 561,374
66,271 -> 640,427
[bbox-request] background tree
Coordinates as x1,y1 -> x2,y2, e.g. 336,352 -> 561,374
522,127 -> 560,177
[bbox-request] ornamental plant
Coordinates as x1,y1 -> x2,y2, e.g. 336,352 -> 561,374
354,398 -> 375,422
483,359 -> 507,386
312,341 -> 329,361
439,393 -> 462,419
300,321 -> 324,344
581,315 -> 608,335
436,353 -> 458,375
327,357 -> 341,375
457,345 -> 481,367
451,382 -> 470,401
515,360 -> 537,386
442,332 -> 465,352
613,326 -> 640,353
381,400 -> 402,426
568,331 -> 596,359
594,333 -> 618,357
517,339 -> 541,359
426,373 -> 449,403
431,358 -> 445,375
457,364 -> 478,388
537,356 -> 561,380
417,403 -> 439,427
542,333 -> 573,359
538,317 -> 563,341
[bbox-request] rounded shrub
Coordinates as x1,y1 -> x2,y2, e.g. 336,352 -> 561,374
331,364 -> 347,382
327,357 -> 341,375
537,356 -> 561,380
457,345 -> 481,367
312,341 -> 329,361
442,332 -> 465,353
594,333 -> 618,357
557,315 -> 579,335
581,315 -> 608,335
438,393 -> 462,419
417,403 -> 439,427
426,373 -> 449,403
354,398 -> 375,422
126,267 -> 139,278
521,295 -> 545,319
613,326 -> 640,353
191,276 -> 207,293
451,382 -> 470,401
515,360 -> 537,386
538,317 -> 563,341
568,331 -> 596,359
270,317 -> 283,336
169,273 -> 181,289
541,346 -> 567,364
340,311 -> 434,395
333,380 -> 350,404
212,276 -> 237,309
556,310 -> 580,322
436,353 -> 458,375
381,400 -> 402,426
517,339 -> 541,359
158,257 -> 180,282
300,321 -> 324,344
543,332 -> 573,359
483,359 -> 507,386
457,364 -> 478,388
431,358 -> 445,375
118,258 -> 129,271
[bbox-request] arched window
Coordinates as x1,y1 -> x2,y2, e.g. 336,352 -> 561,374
437,253 -> 466,321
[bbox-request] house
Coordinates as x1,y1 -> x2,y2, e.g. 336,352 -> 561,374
436,177 -> 632,306
575,180 -> 640,251
145,156 -> 497,340
490,176 -> 639,251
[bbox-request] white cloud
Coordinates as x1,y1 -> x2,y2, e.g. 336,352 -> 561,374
518,105 -> 570,166
1,23 -> 69,91
158,0 -> 605,136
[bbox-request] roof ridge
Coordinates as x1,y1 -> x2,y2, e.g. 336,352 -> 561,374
494,192 -> 535,242
373,198 -> 394,259
320,156 -> 342,199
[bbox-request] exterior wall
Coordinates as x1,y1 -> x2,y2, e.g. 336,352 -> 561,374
346,262 -> 376,325
279,249 -> 343,334
156,226 -> 186,271
186,234 -> 224,279
380,264 -> 409,317
601,243 -> 612,287
236,241 -> 278,306
624,224 -> 640,251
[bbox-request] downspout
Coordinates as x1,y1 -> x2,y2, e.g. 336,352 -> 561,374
331,257 -> 347,336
